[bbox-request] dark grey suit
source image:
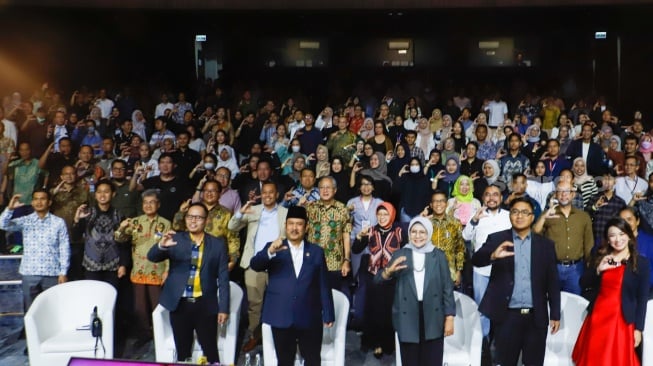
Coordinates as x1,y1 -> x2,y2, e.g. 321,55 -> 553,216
376,247 -> 455,338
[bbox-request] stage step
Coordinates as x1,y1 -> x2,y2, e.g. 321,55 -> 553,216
0,255 -> 23,316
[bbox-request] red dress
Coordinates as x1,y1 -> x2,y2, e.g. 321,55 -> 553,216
572,265 -> 639,366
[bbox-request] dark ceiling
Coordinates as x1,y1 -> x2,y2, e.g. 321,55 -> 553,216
7,0 -> 653,9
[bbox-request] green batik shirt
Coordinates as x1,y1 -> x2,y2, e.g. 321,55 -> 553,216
306,200 -> 352,271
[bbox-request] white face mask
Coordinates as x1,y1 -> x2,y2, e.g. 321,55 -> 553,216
410,165 -> 421,173
291,145 -> 301,153
204,163 -> 215,170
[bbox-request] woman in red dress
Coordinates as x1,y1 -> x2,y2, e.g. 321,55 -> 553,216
572,217 -> 650,366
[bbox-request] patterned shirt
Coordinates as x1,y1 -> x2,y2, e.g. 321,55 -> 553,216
476,140 -> 498,161
115,214 -> 171,285
430,214 -> 466,281
282,186 -> 320,208
326,130 -> 357,162
499,152 -> 530,182
51,185 -> 90,237
173,204 -> 240,263
76,206 -> 127,272
306,200 -> 352,271
587,193 -> 626,245
407,144 -> 426,163
0,209 -> 70,276
172,101 -> 193,124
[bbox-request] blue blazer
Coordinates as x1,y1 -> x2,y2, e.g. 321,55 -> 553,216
148,232 -> 230,314
566,140 -> 608,176
471,229 -> 561,327
250,240 -> 335,329
580,255 -> 650,330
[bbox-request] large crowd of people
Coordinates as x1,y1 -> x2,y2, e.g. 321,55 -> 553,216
2,83 -> 651,365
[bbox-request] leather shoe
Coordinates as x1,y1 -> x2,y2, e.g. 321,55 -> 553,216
242,337 -> 261,352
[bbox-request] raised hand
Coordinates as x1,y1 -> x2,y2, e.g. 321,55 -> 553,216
74,204 -> 91,223
267,238 -> 288,255
385,256 -> 408,276
490,241 -> 515,260
239,200 -> 256,215
7,194 -> 24,210
159,230 -> 178,248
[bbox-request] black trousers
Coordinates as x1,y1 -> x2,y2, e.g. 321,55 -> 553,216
271,326 -> 322,366
494,309 -> 547,366
170,297 -> 219,363
399,301 -> 444,366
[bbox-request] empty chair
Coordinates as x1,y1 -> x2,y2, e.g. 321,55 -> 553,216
262,289 -> 349,366
543,291 -> 589,366
152,281 -> 243,364
24,280 -> 117,366
396,291 -> 482,366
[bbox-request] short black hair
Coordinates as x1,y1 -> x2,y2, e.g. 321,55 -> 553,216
405,130 -> 417,137
187,202 -> 209,217
32,188 -> 51,200
95,178 -> 115,193
509,196 -> 534,211
201,179 -> 222,192
158,152 -> 176,164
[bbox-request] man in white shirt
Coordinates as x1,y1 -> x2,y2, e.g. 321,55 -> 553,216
462,184 -> 512,339
228,182 -> 288,351
484,93 -> 509,128
94,88 -> 114,119
615,155 -> 648,204
0,106 -> 17,145
154,93 -> 174,118
288,109 -> 306,140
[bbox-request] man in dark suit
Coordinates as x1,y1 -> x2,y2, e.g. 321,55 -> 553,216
250,206 -> 335,366
148,202 -> 230,364
472,197 -> 561,366
566,122 -> 609,176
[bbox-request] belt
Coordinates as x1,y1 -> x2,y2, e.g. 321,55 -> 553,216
557,258 -> 582,266
181,296 -> 202,303
509,308 -> 532,315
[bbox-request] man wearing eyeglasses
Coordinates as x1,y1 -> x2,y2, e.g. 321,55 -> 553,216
148,202 -> 230,365
615,155 -> 647,204
472,197 -> 560,366
463,184 -> 512,344
533,181 -> 593,295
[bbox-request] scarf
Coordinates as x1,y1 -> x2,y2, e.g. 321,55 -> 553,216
368,203 -> 401,275
404,217 -> 434,254
417,124 -> 433,158
572,157 -> 593,185
452,175 -> 475,202
442,156 -> 461,183
484,159 -> 501,185
361,152 -> 393,185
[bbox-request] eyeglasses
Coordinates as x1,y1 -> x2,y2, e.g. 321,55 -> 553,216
185,215 -> 206,221
510,209 -> 533,217
318,186 -> 335,190
556,189 -> 573,194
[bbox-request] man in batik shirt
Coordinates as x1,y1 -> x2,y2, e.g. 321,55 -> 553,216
173,179 -> 240,270
305,176 -> 352,294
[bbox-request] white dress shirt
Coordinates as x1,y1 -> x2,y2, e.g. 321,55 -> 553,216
462,208 -> 512,276
412,251 -> 426,301
615,175 -> 648,204
289,241 -> 305,277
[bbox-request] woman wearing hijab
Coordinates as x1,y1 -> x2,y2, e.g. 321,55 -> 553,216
526,160 -> 555,210
396,157 -> 433,223
432,156 -> 461,198
387,143 -> 411,179
573,157 -> 599,208
314,144 -> 331,178
352,202 -> 406,358
415,117 -> 435,159
440,137 -> 460,163
358,117 -> 375,140
447,175 -> 482,226
428,108 -> 444,133
330,156 -> 352,203
216,146 -> 239,179
130,109 -> 148,141
375,216 -> 455,366
473,159 -> 508,201
352,151 -> 393,201
424,149 -> 445,181
524,124 -> 546,166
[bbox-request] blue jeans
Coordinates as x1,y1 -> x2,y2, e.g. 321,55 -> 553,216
557,261 -> 584,295
473,271 -> 491,337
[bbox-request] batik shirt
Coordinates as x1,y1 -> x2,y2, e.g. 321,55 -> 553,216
306,200 -> 352,271
115,214 -> 171,285
431,214 -> 466,281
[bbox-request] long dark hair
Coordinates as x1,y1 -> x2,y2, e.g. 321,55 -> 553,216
596,217 -> 639,272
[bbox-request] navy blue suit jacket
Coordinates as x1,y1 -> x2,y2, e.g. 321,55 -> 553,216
566,140 -> 608,176
472,229 -> 561,327
580,255 -> 650,330
250,240 -> 335,329
148,232 -> 230,314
